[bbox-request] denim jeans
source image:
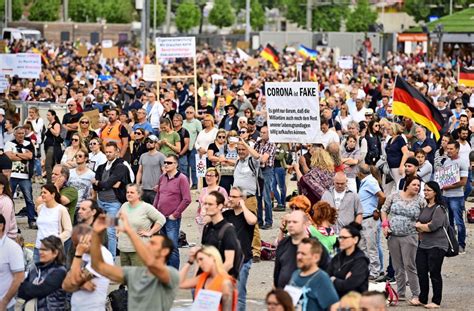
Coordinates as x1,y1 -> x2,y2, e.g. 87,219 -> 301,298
178,155 -> 189,179
161,217 -> 181,269
257,167 -> 274,226
464,169 -> 472,200
237,259 -> 252,311
97,199 -> 122,257
272,167 -> 287,206
34,158 -> 42,176
10,178 -> 35,223
187,148 -> 198,186
443,196 -> 466,248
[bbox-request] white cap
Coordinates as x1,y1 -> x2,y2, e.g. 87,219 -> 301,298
0,108 -> 5,115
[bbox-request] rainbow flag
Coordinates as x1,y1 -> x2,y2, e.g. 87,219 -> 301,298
298,45 -> 318,60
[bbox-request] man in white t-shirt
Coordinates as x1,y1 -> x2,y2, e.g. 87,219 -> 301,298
62,224 -> 114,311
318,118 -> 340,148
0,214 -> 25,311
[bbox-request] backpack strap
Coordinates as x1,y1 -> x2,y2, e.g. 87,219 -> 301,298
217,222 -> 233,251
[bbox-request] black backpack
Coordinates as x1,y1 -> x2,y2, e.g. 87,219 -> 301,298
216,222 -> 245,280
107,284 -> 128,311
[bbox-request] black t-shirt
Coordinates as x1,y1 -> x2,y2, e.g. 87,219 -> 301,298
176,127 -> 190,155
274,236 -> 298,288
201,219 -> 240,278
62,112 -> 83,140
223,209 -> 255,262
197,105 -> 214,117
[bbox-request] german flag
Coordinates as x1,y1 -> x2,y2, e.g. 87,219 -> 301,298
392,77 -> 444,140
260,44 -> 280,70
459,66 -> 474,87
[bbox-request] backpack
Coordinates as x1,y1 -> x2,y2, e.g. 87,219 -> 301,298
216,222 -> 245,280
107,284 -> 128,311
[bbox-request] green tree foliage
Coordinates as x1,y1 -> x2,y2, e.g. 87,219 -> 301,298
28,0 -> 60,21
233,0 -> 284,10
175,0 -> 201,33
68,0 -> 100,22
404,0 -> 470,22
208,0 -> 235,29
150,0 -> 166,27
250,0 -> 265,31
345,0 -> 377,32
101,0 -> 135,23
284,0 -> 348,32
404,0 -> 430,22
2,0 -> 24,21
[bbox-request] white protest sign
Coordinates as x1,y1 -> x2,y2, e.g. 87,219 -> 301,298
191,289 -> 222,311
156,37 -> 196,59
0,74 -> 9,93
284,285 -> 303,306
435,165 -> 460,189
338,56 -> 353,70
102,40 -> 113,48
266,82 -> 320,143
143,64 -> 161,82
195,154 -> 207,178
0,53 -> 41,78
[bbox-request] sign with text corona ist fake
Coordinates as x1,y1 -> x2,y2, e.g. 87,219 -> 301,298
266,82 -> 320,143
156,37 -> 196,59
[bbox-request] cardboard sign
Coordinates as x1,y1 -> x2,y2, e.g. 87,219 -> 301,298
102,47 -> 119,59
156,37 -> 196,59
265,82 -> 320,143
143,64 -> 161,82
247,58 -> 259,68
237,41 -> 250,51
338,56 -> 353,70
77,45 -> 88,57
435,165 -> 460,188
0,40 -> 6,53
82,109 -> 100,130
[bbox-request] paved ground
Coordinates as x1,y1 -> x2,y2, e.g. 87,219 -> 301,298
15,180 -> 474,310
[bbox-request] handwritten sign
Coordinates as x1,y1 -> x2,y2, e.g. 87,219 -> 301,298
338,56 -> 353,70
0,53 -> 41,78
191,289 -> 222,311
434,165 -> 460,188
195,154 -> 207,178
143,64 -> 161,82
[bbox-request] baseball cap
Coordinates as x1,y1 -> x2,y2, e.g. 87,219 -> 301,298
0,108 -> 5,115
147,135 -> 159,142
237,90 -> 245,96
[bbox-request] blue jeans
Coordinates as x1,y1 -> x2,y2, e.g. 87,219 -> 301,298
464,169 -> 472,200
178,155 -> 189,178
443,196 -> 466,249
10,178 -> 35,223
97,199 -> 121,257
187,148 -> 198,186
237,259 -> 252,311
257,167 -> 274,226
34,158 -> 42,176
161,217 -> 181,269
272,167 -> 287,206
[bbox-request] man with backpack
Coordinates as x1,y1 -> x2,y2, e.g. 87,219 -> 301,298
201,191 -> 243,280
234,138 -> 262,262
224,186 -> 257,311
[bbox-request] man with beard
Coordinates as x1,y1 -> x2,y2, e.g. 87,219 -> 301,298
100,109 -> 129,159
136,135 -> 165,204
457,127 -> 472,200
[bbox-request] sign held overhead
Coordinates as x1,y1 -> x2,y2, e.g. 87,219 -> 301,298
156,37 -> 196,59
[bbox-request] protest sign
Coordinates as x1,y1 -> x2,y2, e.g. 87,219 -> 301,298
247,58 -> 259,68
102,47 -> 119,59
77,45 -> 88,57
102,40 -> 113,48
143,64 -> 161,82
338,56 -> 353,70
195,154 -> 207,178
435,165 -> 460,189
0,40 -> 6,53
0,74 -> 9,93
0,53 -> 41,78
156,37 -> 196,59
191,289 -> 222,311
265,82 -> 320,143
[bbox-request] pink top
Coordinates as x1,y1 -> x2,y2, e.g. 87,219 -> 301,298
196,186 -> 229,224
0,195 -> 17,239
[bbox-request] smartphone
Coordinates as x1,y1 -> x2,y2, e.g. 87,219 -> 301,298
106,216 -> 119,227
229,136 -> 239,143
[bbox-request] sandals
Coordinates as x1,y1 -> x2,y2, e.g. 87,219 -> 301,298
424,303 -> 440,309
408,298 -> 423,306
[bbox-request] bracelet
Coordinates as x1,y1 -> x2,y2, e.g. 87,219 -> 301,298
381,220 -> 390,228
74,255 -> 83,259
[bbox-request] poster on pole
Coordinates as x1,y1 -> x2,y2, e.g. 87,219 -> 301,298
0,53 -> 41,78
266,82 -> 320,143
195,154 -> 207,178
156,37 -> 196,59
338,56 -> 353,70
143,64 -> 161,82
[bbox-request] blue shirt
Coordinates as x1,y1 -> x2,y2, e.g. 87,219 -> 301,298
133,122 -> 154,134
358,175 -> 382,217
412,137 -> 437,166
289,269 -> 339,311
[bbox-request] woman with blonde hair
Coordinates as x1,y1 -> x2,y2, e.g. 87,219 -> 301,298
195,114 -> 218,157
385,122 -> 409,194
294,148 -> 335,206
61,132 -> 87,169
180,245 -> 237,311
88,137 -> 107,172
77,115 -> 98,150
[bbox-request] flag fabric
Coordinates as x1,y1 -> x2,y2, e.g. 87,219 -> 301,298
237,48 -> 250,61
31,48 -> 49,66
459,66 -> 474,87
392,76 -> 444,140
260,44 -> 279,70
298,44 -> 318,60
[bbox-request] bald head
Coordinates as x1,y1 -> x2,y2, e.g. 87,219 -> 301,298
287,209 -> 308,237
360,291 -> 387,311
334,172 -> 347,192
358,163 -> 371,177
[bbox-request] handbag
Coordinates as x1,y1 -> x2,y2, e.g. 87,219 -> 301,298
438,205 -> 459,257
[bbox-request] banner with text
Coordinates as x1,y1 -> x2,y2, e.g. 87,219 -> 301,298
434,165 -> 460,189
0,53 -> 41,78
156,37 -> 196,59
266,82 -> 320,143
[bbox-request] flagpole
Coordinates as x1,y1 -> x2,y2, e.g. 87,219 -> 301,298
457,62 -> 460,85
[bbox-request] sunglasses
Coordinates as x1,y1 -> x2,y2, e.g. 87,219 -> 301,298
80,121 -> 89,124
67,104 -> 75,107
145,140 -> 155,144
75,154 -> 85,158
163,161 -> 176,165
205,174 -> 216,177
239,130 -> 247,134
217,135 -> 226,139
72,138 -> 79,142
89,142 -> 98,146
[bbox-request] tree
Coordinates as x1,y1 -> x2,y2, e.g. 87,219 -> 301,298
101,0 -> 135,23
404,0 -> 430,22
404,0 -> 471,22
284,0 -> 348,32
250,0 -> 265,31
1,0 -> 24,21
175,0 -> 200,33
345,0 -> 377,32
208,0 -> 235,29
150,0 -> 166,28
28,0 -> 60,21
69,0 -> 100,22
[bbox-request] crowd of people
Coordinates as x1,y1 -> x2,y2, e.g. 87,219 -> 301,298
0,37 -> 473,311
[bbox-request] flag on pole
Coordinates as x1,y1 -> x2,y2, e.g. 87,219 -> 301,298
458,66 -> 474,87
237,48 -> 250,61
298,45 -> 318,60
260,44 -> 280,70
392,76 -> 444,140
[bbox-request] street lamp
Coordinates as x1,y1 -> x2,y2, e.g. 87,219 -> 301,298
435,24 -> 444,60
